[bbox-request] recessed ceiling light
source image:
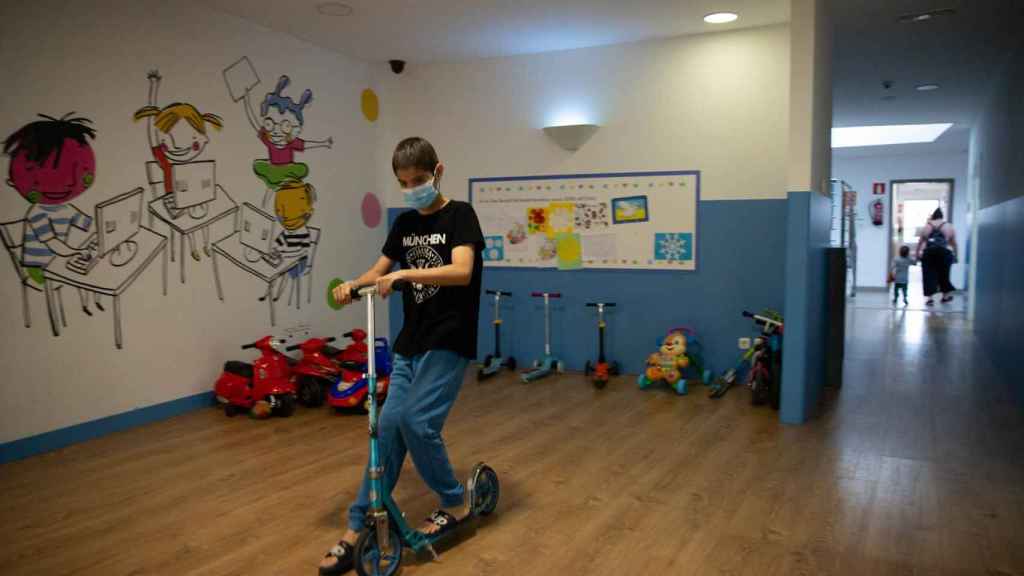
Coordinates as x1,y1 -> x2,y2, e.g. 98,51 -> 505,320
916,84 -> 940,92
898,8 -> 956,23
831,123 -> 953,148
317,2 -> 353,16
704,12 -> 739,24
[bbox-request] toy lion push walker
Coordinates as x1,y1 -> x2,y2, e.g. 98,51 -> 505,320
583,302 -> 620,389
348,280 -> 500,576
477,289 -> 516,381
521,291 -> 565,383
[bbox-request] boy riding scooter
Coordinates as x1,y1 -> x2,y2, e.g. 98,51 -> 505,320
320,137 -> 486,575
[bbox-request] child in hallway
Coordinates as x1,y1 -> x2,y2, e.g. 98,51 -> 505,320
889,245 -> 915,306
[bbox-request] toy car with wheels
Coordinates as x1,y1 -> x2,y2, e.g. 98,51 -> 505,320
327,330 -> 392,412
214,335 -> 296,418
286,336 -> 346,407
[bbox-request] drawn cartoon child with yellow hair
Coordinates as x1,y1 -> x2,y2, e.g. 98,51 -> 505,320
260,179 -> 316,302
133,70 -> 223,261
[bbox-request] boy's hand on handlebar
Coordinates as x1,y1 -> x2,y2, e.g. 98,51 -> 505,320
376,271 -> 406,298
332,281 -> 355,306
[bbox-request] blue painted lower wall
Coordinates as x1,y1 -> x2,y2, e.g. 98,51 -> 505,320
780,191 -> 831,424
975,195 -> 1024,402
389,199 -> 788,388
0,392 -> 214,464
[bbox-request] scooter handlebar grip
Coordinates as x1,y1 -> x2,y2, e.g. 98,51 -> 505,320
241,343 -> 256,350
343,331 -> 353,338
285,343 -> 301,351
532,292 -> 561,298
586,302 -> 617,306
325,336 -> 336,343
486,289 -> 511,295
742,310 -> 755,318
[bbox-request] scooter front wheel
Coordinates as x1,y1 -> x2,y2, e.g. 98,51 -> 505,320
468,463 -> 500,517
354,524 -> 403,576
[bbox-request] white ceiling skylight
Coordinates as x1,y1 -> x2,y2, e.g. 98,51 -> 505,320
831,123 -> 953,148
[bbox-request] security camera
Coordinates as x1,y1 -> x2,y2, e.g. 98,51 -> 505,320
389,60 -> 406,74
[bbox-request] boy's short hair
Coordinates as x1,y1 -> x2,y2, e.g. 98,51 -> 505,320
899,245 -> 910,257
392,137 -> 439,175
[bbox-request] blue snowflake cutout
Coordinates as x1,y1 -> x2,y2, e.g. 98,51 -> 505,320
654,233 -> 693,262
484,236 -> 505,262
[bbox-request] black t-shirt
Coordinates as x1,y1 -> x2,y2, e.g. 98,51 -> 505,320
383,200 -> 485,359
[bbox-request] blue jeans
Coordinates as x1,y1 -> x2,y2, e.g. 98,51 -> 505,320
347,350 -> 468,531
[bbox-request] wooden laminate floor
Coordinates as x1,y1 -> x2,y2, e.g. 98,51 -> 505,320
2,305 -> 1023,575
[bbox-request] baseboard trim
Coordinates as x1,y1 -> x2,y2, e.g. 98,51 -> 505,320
0,392 -> 215,465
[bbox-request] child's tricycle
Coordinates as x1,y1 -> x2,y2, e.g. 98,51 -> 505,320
214,335 -> 297,418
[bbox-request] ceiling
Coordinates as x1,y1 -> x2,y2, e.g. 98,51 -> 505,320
202,0 -> 789,63
831,0 -> 1021,157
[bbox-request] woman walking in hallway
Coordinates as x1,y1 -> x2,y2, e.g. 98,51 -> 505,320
916,208 -> 958,306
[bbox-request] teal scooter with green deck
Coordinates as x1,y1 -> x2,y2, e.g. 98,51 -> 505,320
347,281 -> 500,576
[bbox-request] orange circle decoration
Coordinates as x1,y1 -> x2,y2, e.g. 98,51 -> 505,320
361,88 -> 379,122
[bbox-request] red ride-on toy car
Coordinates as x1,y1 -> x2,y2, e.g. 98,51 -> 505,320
285,336 -> 343,408
326,329 -> 392,411
214,336 -> 297,418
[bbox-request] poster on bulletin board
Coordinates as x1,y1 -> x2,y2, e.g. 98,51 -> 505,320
469,171 -> 699,271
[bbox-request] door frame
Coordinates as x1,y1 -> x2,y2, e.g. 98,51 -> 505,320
886,178 -> 955,283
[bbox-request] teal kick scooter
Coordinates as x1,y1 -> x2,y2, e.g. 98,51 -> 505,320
349,281 -> 500,576
477,290 -> 516,381
520,291 -> 565,383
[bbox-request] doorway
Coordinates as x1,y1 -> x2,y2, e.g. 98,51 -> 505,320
888,179 -> 954,306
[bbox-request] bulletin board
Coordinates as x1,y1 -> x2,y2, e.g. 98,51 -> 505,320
469,171 -> 699,271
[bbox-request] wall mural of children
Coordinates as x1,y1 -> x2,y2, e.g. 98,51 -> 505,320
133,70 -> 223,261
3,113 -> 101,316
239,75 -> 332,208
260,178 -> 316,304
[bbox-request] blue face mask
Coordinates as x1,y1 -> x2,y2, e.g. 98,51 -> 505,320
403,178 -> 439,210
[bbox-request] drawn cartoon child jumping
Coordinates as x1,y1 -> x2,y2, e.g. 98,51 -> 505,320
133,70 -> 223,261
4,113 -> 101,315
239,75 -> 332,208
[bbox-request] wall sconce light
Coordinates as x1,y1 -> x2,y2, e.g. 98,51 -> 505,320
542,124 -> 600,151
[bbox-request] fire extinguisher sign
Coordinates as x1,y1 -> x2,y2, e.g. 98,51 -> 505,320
873,182 -> 886,195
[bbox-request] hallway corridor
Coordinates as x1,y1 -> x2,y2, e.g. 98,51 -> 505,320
824,301 -> 1024,573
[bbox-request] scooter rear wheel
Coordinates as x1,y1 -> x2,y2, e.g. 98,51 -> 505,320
354,524 -> 403,576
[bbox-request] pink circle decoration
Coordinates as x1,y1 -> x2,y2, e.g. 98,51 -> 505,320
361,192 -> 382,228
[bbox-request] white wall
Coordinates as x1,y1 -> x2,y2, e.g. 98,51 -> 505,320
371,24 -> 791,207
832,151 -> 969,288
788,0 -> 832,195
0,0 -> 385,443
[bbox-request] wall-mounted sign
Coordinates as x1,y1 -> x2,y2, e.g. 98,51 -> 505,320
872,182 -> 886,195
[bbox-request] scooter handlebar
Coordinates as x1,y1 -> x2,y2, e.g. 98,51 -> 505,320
285,343 -> 301,351
486,289 -> 512,296
586,302 -> 616,307
241,343 -> 256,350
352,279 -> 411,300
531,292 -> 561,298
